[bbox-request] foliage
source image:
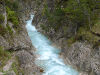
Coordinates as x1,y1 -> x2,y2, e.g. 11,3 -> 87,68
40,24 -> 48,32
0,14 -> 5,24
41,0 -> 100,45
6,7 -> 19,26
11,57 -> 24,75
0,24 -> 7,36
5,0 -> 19,11
64,0 -> 98,27
76,26 -> 100,45
0,25 -> 14,37
42,4 -> 65,31
4,0 -> 19,27
92,20 -> 100,34
0,46 -> 11,58
6,24 -> 13,34
42,0 -> 99,31
0,46 -> 5,56
11,62 -> 19,75
36,0 -> 41,5
0,24 -> 13,36
67,37 -> 76,46
0,46 -> 11,71
0,0 -> 20,36
67,21 -> 100,46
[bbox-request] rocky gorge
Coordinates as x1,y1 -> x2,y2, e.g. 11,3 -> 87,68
0,0 -> 100,75
0,0 -> 43,75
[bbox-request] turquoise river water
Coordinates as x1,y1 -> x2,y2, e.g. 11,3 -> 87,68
26,15 -> 79,75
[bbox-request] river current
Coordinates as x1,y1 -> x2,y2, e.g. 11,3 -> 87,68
26,15 -> 79,75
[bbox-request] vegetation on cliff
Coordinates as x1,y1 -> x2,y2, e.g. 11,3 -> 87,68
0,46 -> 11,71
6,7 -> 19,26
0,14 -> 5,24
0,0 -> 19,36
41,0 -> 100,46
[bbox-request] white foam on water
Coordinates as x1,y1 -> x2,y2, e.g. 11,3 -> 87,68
26,15 -> 79,75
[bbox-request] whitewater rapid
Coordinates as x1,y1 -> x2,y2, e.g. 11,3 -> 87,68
26,15 -> 79,75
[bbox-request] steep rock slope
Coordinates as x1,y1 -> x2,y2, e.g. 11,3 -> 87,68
0,0 -> 42,75
32,0 -> 100,75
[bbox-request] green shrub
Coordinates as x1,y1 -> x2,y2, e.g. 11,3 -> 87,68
92,20 -> 100,34
64,0 -> 97,26
67,20 -> 100,46
6,24 -> 13,34
0,24 -> 7,36
0,46 -> 9,57
42,0 -> 99,32
0,46 -> 11,71
12,62 -> 19,75
0,14 -> 5,24
77,27 -> 100,45
6,7 -> 19,26
0,46 -> 4,56
11,57 -> 24,75
40,24 -> 49,32
0,24 -> 14,36
0,46 -> 11,59
5,0 -> 19,11
67,37 -> 76,46
42,4 -> 65,31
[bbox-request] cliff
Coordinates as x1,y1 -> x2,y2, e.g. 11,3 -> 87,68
32,0 -> 100,75
0,0 -> 42,75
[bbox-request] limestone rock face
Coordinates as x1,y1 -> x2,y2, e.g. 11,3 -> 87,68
0,27 -> 33,51
0,0 -> 34,51
16,50 -> 42,75
65,42 -> 100,75
0,0 -> 39,74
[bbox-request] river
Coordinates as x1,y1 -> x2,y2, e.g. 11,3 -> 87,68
26,15 -> 79,75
